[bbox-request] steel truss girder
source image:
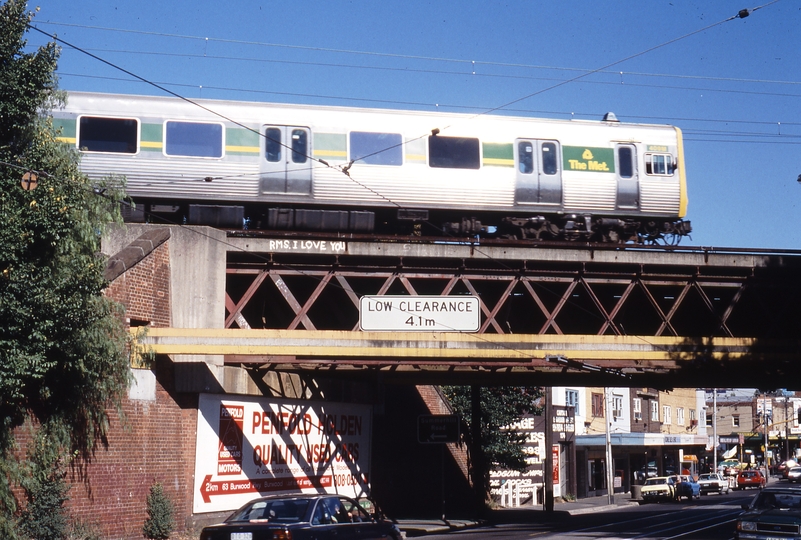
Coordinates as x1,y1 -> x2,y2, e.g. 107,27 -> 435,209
219,240 -> 801,385
225,267 -> 746,338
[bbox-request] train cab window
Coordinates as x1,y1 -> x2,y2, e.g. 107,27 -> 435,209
645,153 -> 674,176
291,129 -> 308,164
350,131 -> 402,165
618,146 -> 634,178
518,142 -> 534,174
541,142 -> 558,175
428,136 -> 480,169
78,116 -> 138,154
164,121 -> 223,158
265,127 -> 282,162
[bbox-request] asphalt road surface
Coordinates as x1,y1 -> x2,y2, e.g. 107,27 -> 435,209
419,489 -> 760,539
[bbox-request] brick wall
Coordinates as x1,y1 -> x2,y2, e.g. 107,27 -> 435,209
65,371 -> 197,538
64,234 -> 199,538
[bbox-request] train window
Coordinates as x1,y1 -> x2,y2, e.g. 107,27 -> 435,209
350,131 -> 402,165
265,127 -> 282,162
541,142 -> 558,175
165,121 -> 223,158
645,153 -> 673,176
78,116 -> 138,154
618,146 -> 634,178
428,136 -> 480,169
518,142 -> 533,174
291,129 -> 308,164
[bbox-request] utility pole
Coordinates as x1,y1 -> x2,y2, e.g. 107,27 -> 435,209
764,393 -> 770,483
605,387 -> 614,505
713,389 -> 718,474
545,387 -> 554,513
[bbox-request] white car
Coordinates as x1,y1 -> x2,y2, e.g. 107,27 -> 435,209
697,472 -> 730,494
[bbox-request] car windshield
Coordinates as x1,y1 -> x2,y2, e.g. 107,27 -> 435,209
753,492 -> 801,510
227,499 -> 311,523
698,474 -> 714,480
645,478 -> 668,486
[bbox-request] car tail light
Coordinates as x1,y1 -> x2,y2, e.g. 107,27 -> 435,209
272,529 -> 292,540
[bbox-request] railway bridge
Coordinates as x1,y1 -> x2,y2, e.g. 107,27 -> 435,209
93,224 -> 801,530
119,225 -> 801,390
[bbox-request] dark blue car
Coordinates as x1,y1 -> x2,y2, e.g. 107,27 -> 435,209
200,494 -> 402,540
674,475 -> 701,501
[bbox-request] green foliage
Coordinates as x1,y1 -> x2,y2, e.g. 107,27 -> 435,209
0,0 -> 131,534
441,385 -> 542,500
66,517 -> 102,540
143,483 -> 175,540
17,424 -> 70,540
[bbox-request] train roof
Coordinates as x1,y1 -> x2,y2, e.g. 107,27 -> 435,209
59,91 -> 679,132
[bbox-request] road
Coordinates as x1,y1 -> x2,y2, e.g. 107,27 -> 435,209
419,489 -> 760,539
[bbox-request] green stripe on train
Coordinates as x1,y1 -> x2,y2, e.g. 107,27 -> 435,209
483,143 -> 513,167
140,123 -> 163,152
226,128 -> 260,155
314,133 -> 346,160
53,118 -> 76,139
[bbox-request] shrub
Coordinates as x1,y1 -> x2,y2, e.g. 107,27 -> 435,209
142,482 -> 174,540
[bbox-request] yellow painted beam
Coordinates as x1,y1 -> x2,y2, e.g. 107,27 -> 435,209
130,327 -> 758,364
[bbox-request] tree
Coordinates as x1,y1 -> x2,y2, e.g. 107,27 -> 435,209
0,0 -> 130,533
440,385 -> 542,505
142,482 -> 175,540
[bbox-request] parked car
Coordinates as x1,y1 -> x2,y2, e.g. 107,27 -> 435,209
735,486 -> 801,539
720,459 -> 745,477
199,494 -> 402,540
674,474 -> 701,501
640,476 -> 677,503
788,467 -> 801,484
781,460 -> 799,479
737,469 -> 767,490
698,472 -> 730,495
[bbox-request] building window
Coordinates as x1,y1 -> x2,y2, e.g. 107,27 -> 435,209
663,405 -> 672,425
633,398 -> 642,420
592,393 -> 604,417
706,413 -> 713,427
612,395 -> 623,419
565,389 -> 579,415
733,415 -> 740,428
651,401 -> 659,422
677,407 -> 685,426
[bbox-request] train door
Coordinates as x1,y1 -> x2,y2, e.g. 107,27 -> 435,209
260,125 -> 312,195
615,144 -> 639,209
514,139 -> 562,206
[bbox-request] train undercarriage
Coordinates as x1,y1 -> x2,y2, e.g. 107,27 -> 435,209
126,201 -> 692,246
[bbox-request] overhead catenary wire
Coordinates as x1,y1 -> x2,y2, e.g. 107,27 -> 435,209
16,5 -> 783,362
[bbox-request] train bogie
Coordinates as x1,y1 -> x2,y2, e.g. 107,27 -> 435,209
53,92 -> 690,243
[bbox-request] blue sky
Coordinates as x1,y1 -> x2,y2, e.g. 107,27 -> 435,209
23,0 -> 801,249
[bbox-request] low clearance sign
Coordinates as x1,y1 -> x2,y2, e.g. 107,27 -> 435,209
193,394 -> 372,514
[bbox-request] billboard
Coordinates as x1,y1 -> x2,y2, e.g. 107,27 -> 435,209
193,394 -> 372,514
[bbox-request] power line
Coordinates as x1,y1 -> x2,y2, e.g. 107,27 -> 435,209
36,16 -> 801,89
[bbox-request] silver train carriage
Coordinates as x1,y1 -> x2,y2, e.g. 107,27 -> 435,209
53,92 -> 691,243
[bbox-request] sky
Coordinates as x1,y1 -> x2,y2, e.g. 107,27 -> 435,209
21,0 -> 801,250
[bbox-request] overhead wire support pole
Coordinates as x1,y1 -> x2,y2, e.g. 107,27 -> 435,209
605,387 -> 615,506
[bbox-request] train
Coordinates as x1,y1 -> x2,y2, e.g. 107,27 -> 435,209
52,92 -> 691,243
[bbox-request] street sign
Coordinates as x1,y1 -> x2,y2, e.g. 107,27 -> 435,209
359,295 -> 480,332
417,415 -> 460,444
